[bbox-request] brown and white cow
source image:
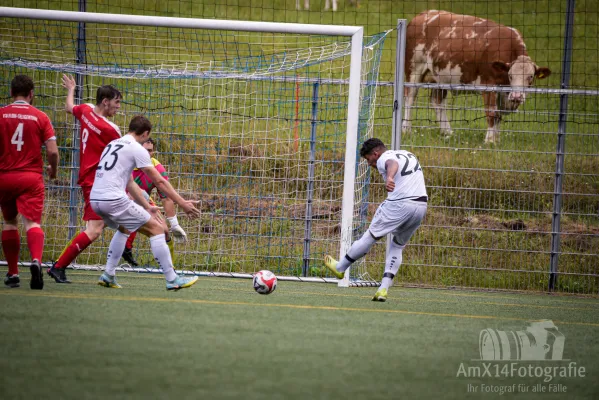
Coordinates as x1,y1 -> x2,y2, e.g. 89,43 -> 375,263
403,10 -> 551,143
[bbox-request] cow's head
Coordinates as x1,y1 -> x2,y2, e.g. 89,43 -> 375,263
492,55 -> 551,109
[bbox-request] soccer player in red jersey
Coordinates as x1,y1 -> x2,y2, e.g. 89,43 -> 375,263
47,74 -> 122,283
0,75 -> 59,289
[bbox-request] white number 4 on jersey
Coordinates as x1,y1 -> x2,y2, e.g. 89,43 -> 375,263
11,123 -> 24,151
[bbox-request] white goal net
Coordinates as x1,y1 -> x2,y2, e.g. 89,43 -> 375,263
0,8 -> 389,285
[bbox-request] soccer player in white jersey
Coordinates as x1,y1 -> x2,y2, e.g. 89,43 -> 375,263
324,138 -> 427,301
90,115 -> 201,290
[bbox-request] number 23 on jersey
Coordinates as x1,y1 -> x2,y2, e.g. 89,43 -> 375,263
97,143 -> 124,171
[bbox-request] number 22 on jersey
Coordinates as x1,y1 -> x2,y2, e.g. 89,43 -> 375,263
396,153 -> 421,176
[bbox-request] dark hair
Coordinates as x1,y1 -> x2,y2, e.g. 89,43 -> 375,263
145,138 -> 156,146
129,115 -> 152,135
96,84 -> 122,105
11,75 -> 34,98
360,138 -> 386,157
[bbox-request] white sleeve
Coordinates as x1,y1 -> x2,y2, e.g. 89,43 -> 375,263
377,152 -> 399,175
134,145 -> 153,169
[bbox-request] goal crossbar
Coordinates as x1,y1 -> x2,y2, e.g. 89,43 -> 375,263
0,7 -> 361,36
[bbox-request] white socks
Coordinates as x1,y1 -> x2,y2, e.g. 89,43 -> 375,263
336,231 -> 378,272
150,233 -> 177,281
379,239 -> 404,291
105,231 -> 129,275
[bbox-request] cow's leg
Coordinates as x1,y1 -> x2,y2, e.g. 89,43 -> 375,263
431,88 -> 452,137
325,0 -> 330,10
483,92 -> 501,143
402,85 -> 419,134
332,0 -> 338,11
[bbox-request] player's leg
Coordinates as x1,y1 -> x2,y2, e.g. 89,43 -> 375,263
137,218 -> 197,291
324,201 -> 393,278
49,186 -> 104,283
1,204 -> 21,288
372,238 -> 404,302
324,232 -> 379,279
122,230 -> 138,266
22,217 -> 45,290
98,226 -> 131,289
162,218 -> 176,265
91,199 -> 129,288
373,202 -> 427,302
9,173 -> 46,289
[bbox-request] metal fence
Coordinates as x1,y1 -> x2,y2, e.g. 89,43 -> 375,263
384,2 -> 598,295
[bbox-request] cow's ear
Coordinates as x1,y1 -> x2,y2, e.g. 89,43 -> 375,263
535,67 -> 551,79
492,61 -> 510,73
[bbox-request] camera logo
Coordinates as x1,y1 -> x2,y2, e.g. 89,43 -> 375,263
479,320 -> 565,361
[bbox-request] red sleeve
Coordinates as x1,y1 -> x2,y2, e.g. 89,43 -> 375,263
72,104 -> 83,119
40,113 -> 55,142
109,127 -> 121,141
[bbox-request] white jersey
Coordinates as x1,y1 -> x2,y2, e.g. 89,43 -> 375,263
90,134 -> 153,201
376,149 -> 427,201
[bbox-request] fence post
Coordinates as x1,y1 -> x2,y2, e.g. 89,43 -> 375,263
67,0 -> 86,239
302,82 -> 319,277
386,19 -> 408,268
391,19 -> 407,150
549,0 -> 576,291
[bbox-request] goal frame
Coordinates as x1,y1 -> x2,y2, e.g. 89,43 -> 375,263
0,6 -> 364,287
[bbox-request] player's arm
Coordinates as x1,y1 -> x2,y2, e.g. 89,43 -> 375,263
140,166 -> 200,218
384,159 -> 399,192
61,74 -> 76,114
45,139 -> 59,179
153,162 -> 175,218
154,161 -> 188,241
126,177 -> 152,210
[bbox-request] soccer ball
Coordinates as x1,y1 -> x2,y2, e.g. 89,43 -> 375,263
253,270 -> 277,295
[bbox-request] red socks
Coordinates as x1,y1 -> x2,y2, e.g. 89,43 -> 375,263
2,230 -> 20,275
125,231 -> 137,250
55,231 -> 92,268
26,227 -> 45,263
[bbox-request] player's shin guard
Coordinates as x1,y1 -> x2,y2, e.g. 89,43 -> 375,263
55,231 -> 92,268
2,229 -> 20,275
379,238 -> 404,291
336,231 -> 377,272
149,234 -> 177,281
105,231 -> 129,276
26,227 -> 45,263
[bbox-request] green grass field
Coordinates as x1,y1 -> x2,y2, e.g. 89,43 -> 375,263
1,270 -> 598,399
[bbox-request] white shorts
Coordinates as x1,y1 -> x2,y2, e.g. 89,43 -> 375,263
90,196 -> 151,232
368,199 -> 427,246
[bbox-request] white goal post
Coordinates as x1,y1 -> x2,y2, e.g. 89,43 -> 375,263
0,7 -> 387,287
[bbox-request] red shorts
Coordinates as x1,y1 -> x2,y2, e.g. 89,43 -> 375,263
0,172 -> 45,224
81,185 -> 102,221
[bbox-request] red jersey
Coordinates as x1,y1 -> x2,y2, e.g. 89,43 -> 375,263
0,100 -> 55,174
73,103 -> 121,187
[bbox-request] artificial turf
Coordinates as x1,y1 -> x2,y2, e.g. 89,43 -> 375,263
1,270 -> 598,400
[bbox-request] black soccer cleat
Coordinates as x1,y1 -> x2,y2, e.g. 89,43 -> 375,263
4,273 -> 20,288
30,260 -> 44,290
122,247 -> 139,267
47,262 -> 71,284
